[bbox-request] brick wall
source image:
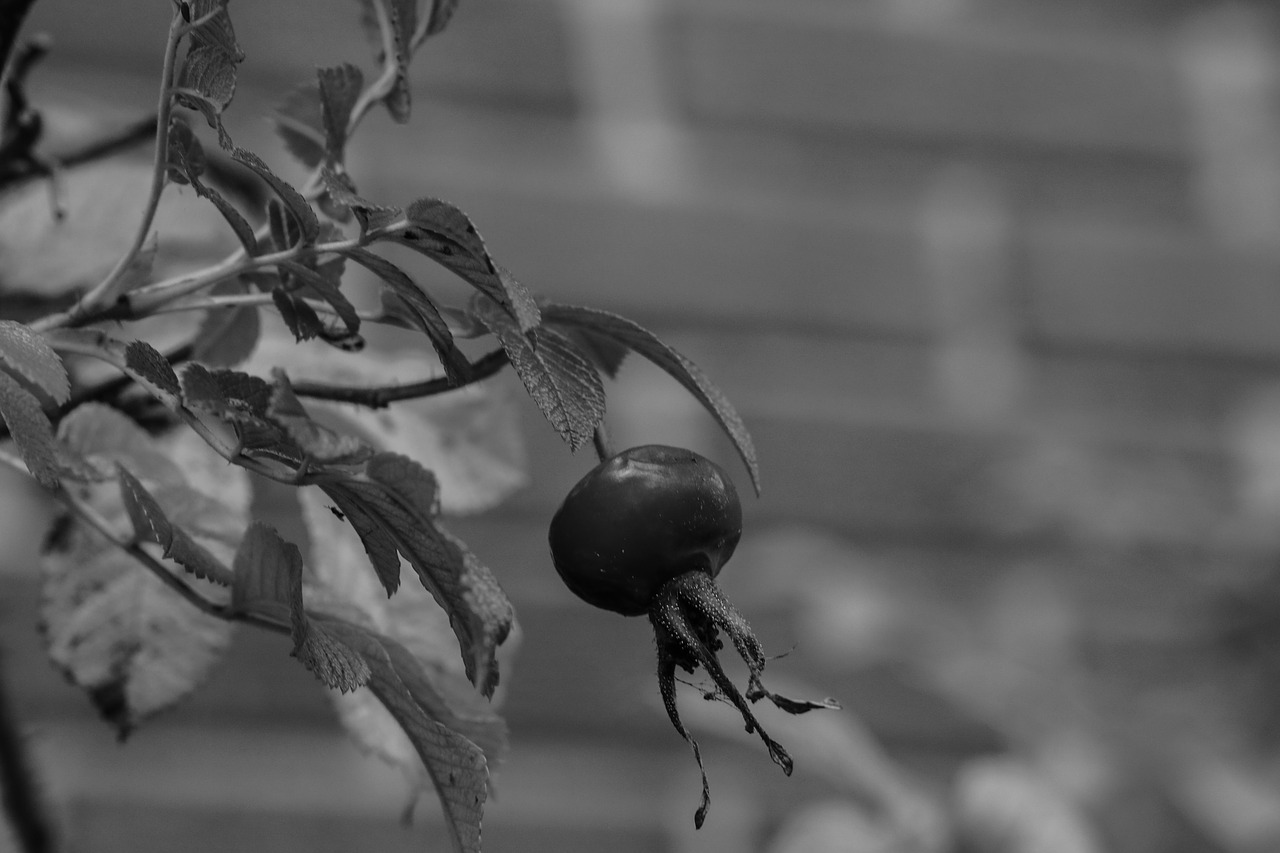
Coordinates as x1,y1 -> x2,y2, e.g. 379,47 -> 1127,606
6,1 -> 1280,851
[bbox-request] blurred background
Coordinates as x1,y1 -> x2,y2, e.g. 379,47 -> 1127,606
5,0 -> 1280,851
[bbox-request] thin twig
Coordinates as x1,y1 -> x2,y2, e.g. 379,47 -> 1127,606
58,485 -> 289,637
290,348 -> 511,408
72,10 -> 184,318
0,0 -> 40,93
592,422 -> 614,463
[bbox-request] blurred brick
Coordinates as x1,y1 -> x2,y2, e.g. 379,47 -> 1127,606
26,0 -> 577,112
665,3 -> 1184,157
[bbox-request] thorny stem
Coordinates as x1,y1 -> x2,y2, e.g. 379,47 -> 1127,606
71,9 -> 184,320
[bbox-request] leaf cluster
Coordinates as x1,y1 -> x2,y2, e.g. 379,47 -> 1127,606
0,1 -> 763,850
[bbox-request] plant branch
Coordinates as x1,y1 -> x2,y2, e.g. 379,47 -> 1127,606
150,291 -> 384,324
27,227 -> 373,333
0,0 -> 40,90
592,422 -> 614,462
57,484 -> 289,637
290,347 -> 510,408
46,329 -> 308,486
70,10 -> 184,319
346,0 -> 399,137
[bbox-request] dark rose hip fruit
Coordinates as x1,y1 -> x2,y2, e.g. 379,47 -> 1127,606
549,444 -> 839,828
549,444 -> 742,615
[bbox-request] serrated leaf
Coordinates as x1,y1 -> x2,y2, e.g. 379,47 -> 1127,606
0,320 -> 70,404
317,63 -> 363,161
41,519 -> 234,737
123,340 -> 182,405
375,200 -> 540,331
180,363 -> 273,423
245,333 -> 526,514
544,303 -> 761,494
167,118 -> 255,253
186,0 -> 244,62
230,523 -> 371,692
175,1 -> 243,122
273,83 -> 326,169
315,616 -> 489,853
177,45 -> 237,113
0,370 -> 62,487
472,297 -> 603,453
40,427 -> 248,732
319,453 -> 512,696
230,148 -> 319,242
298,485 -> 512,811
342,247 -> 468,383
268,370 -> 373,464
277,260 -> 359,333
273,287 -> 326,342
117,465 -> 235,586
324,175 -> 402,236
39,425 -> 249,737
191,280 -> 261,367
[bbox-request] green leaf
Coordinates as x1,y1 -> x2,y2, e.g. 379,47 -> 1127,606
267,370 -> 373,464
167,119 -> 256,254
0,370 -> 62,487
342,247 -> 469,383
41,511 -> 234,737
244,333 -> 526,514
40,423 -> 251,737
230,147 -> 319,242
544,303 -> 762,494
314,617 -> 489,853
320,168 -> 402,233
175,1 -> 244,118
273,83 -> 326,169
117,465 -> 236,586
273,287 -> 326,342
375,199 -> 540,332
472,296 -> 603,453
230,523 -> 371,692
277,260 -> 360,333
177,45 -> 237,113
319,453 -> 513,697
186,0 -> 244,62
298,485 -> 512,814
0,320 -> 70,404
180,363 -> 273,424
123,340 -> 182,405
317,63 -> 363,162
191,280 -> 261,367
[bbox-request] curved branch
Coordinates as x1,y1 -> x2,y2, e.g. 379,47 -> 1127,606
290,348 -> 511,408
72,10 -> 184,318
